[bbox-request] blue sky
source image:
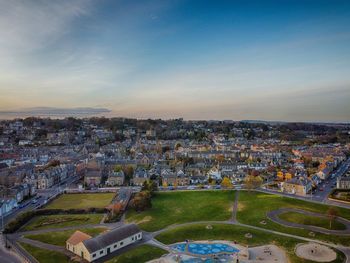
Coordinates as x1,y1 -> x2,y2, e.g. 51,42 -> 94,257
0,0 -> 350,121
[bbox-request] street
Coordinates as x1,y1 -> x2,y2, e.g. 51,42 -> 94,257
262,157 -> 350,209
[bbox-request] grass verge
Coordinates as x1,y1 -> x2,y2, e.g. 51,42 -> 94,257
106,245 -> 167,263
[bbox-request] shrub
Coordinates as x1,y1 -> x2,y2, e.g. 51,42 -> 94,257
130,191 -> 152,212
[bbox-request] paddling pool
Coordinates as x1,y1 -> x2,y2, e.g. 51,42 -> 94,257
172,242 -> 239,255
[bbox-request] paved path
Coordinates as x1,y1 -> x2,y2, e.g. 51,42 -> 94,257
6,188 -> 350,263
18,237 -> 73,256
9,218 -> 350,263
146,239 -> 172,252
267,207 -> 350,235
0,235 -> 23,263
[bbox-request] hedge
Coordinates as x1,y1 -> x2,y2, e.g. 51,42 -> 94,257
4,208 -> 107,234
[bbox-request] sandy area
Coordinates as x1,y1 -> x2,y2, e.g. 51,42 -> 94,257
248,244 -> 287,262
295,243 -> 336,262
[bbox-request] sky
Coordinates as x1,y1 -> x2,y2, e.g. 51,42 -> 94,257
0,0 -> 350,122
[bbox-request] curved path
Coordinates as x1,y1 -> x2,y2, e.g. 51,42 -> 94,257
267,207 -> 350,235
6,190 -> 350,263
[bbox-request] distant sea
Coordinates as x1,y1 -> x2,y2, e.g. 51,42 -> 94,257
0,107 -> 112,120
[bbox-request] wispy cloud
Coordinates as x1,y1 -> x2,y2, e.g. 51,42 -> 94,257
0,0 -> 91,54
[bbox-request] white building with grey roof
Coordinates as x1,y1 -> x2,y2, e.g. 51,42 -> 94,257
66,224 -> 142,262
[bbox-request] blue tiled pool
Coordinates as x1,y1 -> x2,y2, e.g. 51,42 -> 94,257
172,242 -> 239,255
181,258 -> 216,263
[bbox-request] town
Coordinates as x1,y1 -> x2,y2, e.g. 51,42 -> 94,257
0,117 -> 350,263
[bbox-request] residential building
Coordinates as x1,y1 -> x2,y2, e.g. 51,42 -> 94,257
282,177 -> 312,196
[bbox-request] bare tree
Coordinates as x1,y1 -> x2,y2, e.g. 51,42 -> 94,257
327,207 -> 338,229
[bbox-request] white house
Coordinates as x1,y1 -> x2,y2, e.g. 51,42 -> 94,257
66,224 -> 142,262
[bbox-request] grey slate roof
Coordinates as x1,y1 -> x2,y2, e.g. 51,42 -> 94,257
83,224 -> 141,253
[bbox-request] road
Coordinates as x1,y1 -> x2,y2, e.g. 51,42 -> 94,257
0,175 -> 80,263
1,158 -> 349,263
262,157 -> 350,209
2,175 -> 80,227
0,234 -> 22,263
313,157 -> 350,203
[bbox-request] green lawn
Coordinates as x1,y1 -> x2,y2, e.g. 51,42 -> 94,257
19,242 -> 70,263
279,211 -> 346,231
155,223 -> 345,263
237,191 -> 350,246
126,190 -> 235,231
22,214 -> 103,231
45,193 -> 115,209
106,245 -> 167,263
25,227 -> 107,247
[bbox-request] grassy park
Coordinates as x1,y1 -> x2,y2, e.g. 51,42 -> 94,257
19,243 -> 70,263
45,193 -> 114,209
25,227 -> 107,247
22,214 -> 103,231
18,190 -> 350,263
126,190 -> 235,231
237,191 -> 350,245
155,223 -> 346,263
106,245 -> 167,263
278,211 -> 347,230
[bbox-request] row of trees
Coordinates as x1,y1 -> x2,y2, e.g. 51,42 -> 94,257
220,175 -> 263,190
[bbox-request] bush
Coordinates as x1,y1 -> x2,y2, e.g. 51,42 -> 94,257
130,191 -> 152,212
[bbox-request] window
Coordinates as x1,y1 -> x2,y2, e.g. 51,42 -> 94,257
131,237 -> 134,241
114,244 -> 117,248
120,242 -> 124,246
92,254 -> 96,258
100,251 -> 103,255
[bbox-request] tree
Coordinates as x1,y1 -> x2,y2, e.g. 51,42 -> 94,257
245,175 -> 263,191
114,165 -> 122,172
130,191 -> 152,212
221,177 -> 232,188
173,180 -> 178,189
141,180 -> 158,196
105,203 -> 123,222
327,207 -> 338,229
175,142 -> 182,150
122,165 -> 134,184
